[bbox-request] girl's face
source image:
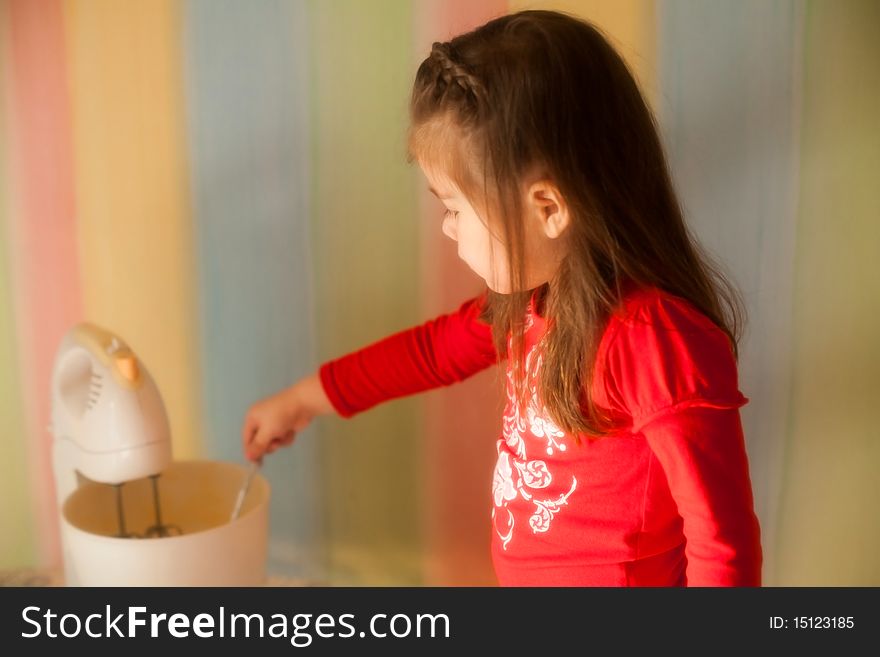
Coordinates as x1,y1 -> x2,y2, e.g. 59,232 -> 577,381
420,164 -> 569,294
423,168 -> 510,292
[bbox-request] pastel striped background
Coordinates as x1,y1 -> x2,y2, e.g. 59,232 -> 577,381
1,0 -> 877,585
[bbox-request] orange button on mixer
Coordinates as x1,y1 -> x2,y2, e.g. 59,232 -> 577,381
114,352 -> 140,382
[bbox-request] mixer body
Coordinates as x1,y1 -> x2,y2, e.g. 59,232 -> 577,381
51,323 -> 172,504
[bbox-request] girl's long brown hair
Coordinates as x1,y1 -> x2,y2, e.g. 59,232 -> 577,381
406,10 -> 746,441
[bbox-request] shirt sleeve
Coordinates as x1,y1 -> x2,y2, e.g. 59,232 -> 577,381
602,293 -> 762,586
318,290 -> 501,418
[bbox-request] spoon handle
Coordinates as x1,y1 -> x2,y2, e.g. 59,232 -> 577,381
230,460 -> 261,522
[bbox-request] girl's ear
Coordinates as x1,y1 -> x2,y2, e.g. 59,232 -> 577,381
526,180 -> 570,239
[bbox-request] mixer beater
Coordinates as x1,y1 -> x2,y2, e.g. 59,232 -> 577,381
145,474 -> 182,537
110,474 -> 182,539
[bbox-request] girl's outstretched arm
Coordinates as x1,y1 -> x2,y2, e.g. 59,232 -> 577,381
318,290 -> 499,418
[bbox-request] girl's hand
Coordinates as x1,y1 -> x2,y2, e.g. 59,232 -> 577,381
241,371 -> 334,462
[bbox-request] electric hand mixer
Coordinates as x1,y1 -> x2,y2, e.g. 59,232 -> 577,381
49,323 -> 270,586
50,323 -> 182,540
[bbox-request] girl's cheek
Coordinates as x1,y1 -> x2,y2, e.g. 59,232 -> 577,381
441,214 -> 457,241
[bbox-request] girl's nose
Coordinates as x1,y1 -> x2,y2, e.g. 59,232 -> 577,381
442,214 -> 457,241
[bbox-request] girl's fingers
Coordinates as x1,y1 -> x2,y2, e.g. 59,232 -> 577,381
242,413 -> 297,461
262,432 -> 295,457
249,424 -> 273,461
242,414 -> 258,449
244,427 -> 261,461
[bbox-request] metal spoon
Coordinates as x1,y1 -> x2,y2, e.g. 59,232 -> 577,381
230,460 -> 261,522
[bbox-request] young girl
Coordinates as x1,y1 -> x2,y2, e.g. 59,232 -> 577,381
242,10 -> 762,587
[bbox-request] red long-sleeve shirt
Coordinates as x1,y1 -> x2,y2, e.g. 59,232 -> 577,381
318,281 -> 762,586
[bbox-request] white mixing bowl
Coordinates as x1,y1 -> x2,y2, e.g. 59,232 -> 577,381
60,460 -> 270,586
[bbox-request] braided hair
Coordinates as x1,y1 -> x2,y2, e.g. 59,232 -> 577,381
426,41 -> 489,107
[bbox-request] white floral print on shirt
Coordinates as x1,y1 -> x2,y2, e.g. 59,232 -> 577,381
492,314 -> 578,550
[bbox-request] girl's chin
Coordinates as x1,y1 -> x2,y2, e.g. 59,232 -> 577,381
484,280 -> 511,294
459,259 -> 511,293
